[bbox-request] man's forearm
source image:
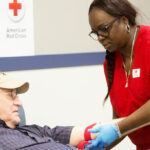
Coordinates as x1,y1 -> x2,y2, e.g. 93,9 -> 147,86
69,125 -> 85,146
70,100 -> 150,149
69,124 -> 99,146
69,118 -> 125,147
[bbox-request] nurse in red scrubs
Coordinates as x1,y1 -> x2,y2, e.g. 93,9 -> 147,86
86,0 -> 150,150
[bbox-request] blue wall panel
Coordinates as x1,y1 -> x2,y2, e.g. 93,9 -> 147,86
0,52 -> 105,71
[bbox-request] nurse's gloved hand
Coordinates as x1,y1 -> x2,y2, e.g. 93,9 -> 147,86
90,147 -> 103,150
78,141 -> 102,150
86,147 -> 104,150
86,123 -> 121,149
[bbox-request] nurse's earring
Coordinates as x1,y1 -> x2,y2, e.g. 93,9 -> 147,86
125,24 -> 130,33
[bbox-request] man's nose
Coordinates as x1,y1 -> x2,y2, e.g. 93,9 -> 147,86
13,96 -> 22,106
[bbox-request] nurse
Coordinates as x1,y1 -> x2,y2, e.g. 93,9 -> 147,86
86,0 -> 150,150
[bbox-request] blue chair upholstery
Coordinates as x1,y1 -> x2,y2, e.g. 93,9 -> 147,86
18,106 -> 26,126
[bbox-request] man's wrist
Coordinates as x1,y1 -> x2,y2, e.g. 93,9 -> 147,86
84,123 -> 96,141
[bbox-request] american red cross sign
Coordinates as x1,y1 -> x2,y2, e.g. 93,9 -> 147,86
9,0 -> 22,16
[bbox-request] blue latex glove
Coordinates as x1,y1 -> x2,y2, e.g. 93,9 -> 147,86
89,147 -> 103,150
86,123 -> 120,149
84,144 -> 103,150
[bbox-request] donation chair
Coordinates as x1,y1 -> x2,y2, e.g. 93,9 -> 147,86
18,106 -> 26,126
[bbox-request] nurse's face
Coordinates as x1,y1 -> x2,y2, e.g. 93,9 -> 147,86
89,8 -> 130,53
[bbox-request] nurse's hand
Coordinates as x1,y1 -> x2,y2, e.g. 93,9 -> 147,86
86,123 -> 120,149
90,147 -> 103,150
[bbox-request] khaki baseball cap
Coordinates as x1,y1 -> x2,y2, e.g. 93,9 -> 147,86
0,72 -> 29,94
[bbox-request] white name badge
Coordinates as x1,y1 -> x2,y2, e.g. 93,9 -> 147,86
132,69 -> 140,78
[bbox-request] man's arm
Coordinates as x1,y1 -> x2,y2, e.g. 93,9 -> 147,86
69,116 -> 125,147
69,109 -> 120,146
69,125 -> 86,146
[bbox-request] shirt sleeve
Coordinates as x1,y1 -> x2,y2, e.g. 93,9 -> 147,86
43,125 -> 74,144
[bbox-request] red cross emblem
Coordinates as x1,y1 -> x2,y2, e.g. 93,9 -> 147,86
132,69 -> 140,78
9,0 -> 22,16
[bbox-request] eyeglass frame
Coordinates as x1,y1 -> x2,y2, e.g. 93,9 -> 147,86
11,90 -> 17,99
89,17 -> 118,40
0,89 -> 18,99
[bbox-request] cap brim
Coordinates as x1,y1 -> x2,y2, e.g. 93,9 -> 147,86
0,79 -> 29,94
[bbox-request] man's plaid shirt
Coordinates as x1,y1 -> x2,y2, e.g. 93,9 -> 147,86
0,120 -> 76,150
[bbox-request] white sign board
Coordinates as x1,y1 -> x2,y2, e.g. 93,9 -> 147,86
0,0 -> 34,57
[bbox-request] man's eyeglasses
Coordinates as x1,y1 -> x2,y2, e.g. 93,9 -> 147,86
5,90 -> 17,99
11,90 -> 17,99
89,18 -> 118,40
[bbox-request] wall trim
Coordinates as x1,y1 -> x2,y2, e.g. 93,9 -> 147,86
0,52 -> 105,71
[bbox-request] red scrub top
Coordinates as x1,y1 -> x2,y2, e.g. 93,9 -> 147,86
104,25 -> 150,149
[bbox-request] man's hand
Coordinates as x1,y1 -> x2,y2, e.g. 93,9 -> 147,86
86,124 -> 120,149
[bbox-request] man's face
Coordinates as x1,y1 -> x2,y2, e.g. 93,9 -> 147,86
0,88 -> 22,128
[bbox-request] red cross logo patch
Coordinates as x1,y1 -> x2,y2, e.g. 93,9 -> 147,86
132,69 -> 140,78
8,0 -> 25,22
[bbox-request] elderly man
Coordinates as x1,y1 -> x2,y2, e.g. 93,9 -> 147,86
0,72 -> 103,150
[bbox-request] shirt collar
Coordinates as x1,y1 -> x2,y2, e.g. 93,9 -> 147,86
0,120 -> 7,127
0,120 -> 19,128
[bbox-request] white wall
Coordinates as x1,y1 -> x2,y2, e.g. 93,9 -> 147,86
33,0 -> 150,55
33,0 -> 104,55
8,66 -> 135,150
5,0 -> 150,149
130,0 -> 150,25
34,0 -> 103,54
